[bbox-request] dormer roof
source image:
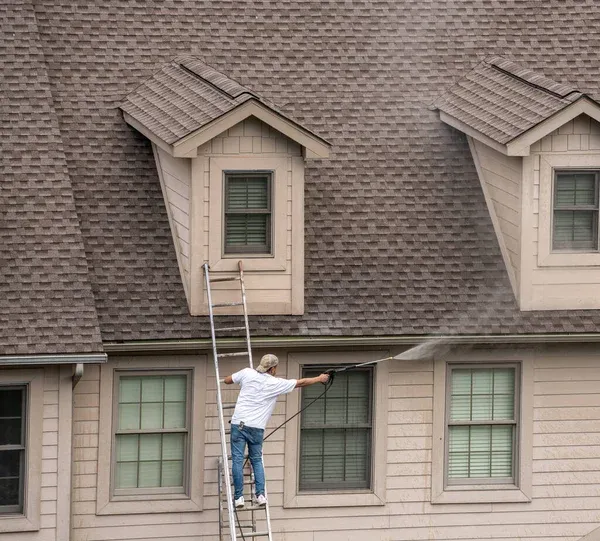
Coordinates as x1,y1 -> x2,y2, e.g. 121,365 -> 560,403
121,56 -> 330,158
435,57 -> 600,155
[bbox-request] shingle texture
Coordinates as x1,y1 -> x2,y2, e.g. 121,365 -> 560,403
6,0 -> 600,343
435,56 -> 583,144
121,57 -> 257,144
0,1 -> 102,354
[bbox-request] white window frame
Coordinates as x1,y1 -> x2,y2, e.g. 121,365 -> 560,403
432,354 -> 533,504
538,154 -> 600,266
284,351 -> 388,508
0,369 -> 43,533
97,356 -> 206,515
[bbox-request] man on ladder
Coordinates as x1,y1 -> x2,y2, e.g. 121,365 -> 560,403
224,354 -> 330,509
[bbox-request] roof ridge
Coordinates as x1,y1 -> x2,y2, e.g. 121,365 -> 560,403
486,56 -> 580,101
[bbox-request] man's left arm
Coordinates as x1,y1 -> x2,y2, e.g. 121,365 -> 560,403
223,375 -> 234,384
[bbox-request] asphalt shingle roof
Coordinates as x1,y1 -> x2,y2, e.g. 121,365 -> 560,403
121,56 -> 258,144
6,0 -> 600,344
435,56 -> 582,144
0,0 -> 102,355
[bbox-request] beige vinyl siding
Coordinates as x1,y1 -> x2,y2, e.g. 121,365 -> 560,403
521,114 -> 600,309
1,365 -> 71,541
153,147 -> 191,296
191,117 -> 303,315
470,139 -> 522,294
74,346 -> 600,541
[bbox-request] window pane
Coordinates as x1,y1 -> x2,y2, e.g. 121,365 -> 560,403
141,378 -> 164,402
162,461 -> 183,487
225,214 -> 269,246
139,434 -> 161,461
227,176 -> 269,209
138,461 -> 161,488
118,403 -> 140,430
448,426 -> 469,478
140,402 -> 163,430
116,434 -> 138,462
555,173 -> 596,206
0,419 -> 22,446
553,210 -> 596,249
0,478 -> 20,506
491,425 -> 513,477
164,402 -> 186,429
164,376 -> 186,402
115,462 -> 138,488
119,378 -> 141,403
162,433 -> 185,461
0,389 -> 23,418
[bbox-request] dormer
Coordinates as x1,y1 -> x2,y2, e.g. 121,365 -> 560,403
436,57 -> 600,310
120,57 -> 330,315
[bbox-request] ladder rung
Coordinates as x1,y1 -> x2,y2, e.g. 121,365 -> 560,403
217,351 -> 248,358
222,404 -> 236,410
238,531 -> 269,538
209,277 -> 239,283
212,302 -> 243,308
216,326 -> 247,332
236,505 -> 267,511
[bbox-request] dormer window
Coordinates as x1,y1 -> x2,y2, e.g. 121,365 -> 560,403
553,170 -> 599,251
224,172 -> 272,255
120,56 -> 330,315
436,56 -> 600,310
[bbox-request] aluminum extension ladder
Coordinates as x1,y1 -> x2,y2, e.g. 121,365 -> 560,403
204,261 -> 274,541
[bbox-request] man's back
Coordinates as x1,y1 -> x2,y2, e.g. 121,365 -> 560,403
231,367 -> 296,429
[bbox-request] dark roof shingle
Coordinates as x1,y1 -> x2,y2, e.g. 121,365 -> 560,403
435,56 -> 582,144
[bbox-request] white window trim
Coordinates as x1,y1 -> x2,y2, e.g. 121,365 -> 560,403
539,154 -> 600,267
0,369 -> 43,533
208,156 -> 289,272
96,356 -> 207,515
431,354 -> 533,505
283,351 -> 388,508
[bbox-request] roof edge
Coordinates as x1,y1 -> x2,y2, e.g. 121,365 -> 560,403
172,98 -> 331,158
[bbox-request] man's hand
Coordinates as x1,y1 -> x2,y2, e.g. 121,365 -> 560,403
318,373 -> 330,384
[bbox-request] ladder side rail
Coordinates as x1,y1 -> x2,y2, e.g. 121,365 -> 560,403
238,261 -> 254,369
204,263 -> 237,541
261,454 -> 273,541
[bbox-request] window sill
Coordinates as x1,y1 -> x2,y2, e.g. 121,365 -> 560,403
97,496 -> 202,516
0,515 -> 39,533
432,485 -> 531,505
538,251 -> 600,267
284,491 -> 385,509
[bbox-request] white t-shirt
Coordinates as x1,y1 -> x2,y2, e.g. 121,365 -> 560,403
230,367 -> 297,429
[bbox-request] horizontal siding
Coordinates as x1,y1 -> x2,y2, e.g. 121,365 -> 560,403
473,140 -> 521,281
156,148 -> 191,283
71,351 -> 600,541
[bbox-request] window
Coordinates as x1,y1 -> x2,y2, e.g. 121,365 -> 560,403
553,170 -> 599,251
0,387 -> 25,514
113,372 -> 190,496
284,351 -> 387,508
446,365 -> 518,485
299,367 -> 372,491
224,172 -> 272,255
432,357 -> 532,505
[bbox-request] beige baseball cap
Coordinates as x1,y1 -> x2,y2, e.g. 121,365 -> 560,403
256,354 -> 279,373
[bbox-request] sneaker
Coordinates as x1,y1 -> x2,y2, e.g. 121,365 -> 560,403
255,494 -> 267,507
234,496 -> 245,509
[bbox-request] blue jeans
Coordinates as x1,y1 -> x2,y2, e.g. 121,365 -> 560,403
230,424 -> 265,499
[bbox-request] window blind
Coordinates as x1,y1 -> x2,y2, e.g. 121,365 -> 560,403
447,367 -> 516,482
224,173 -> 272,254
299,368 -> 372,491
115,375 -> 187,490
553,171 -> 599,250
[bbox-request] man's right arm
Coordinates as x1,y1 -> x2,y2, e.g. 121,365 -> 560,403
295,374 -> 329,388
